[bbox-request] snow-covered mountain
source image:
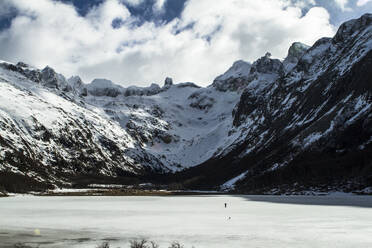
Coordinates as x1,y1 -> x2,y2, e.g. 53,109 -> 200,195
0,14 -> 371,193
185,13 -> 372,193
0,58 -> 241,191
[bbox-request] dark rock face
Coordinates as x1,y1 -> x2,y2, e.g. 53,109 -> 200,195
333,13 -> 372,43
212,60 -> 252,91
16,62 -> 29,68
41,66 -> 67,90
232,89 -> 260,127
0,63 -> 23,73
213,77 -> 249,92
283,42 -> 310,72
212,53 -> 285,93
124,83 -> 162,96
96,87 -> 121,97
0,62 -> 42,83
86,79 -> 123,97
188,91 -> 215,110
287,42 -> 309,60
164,77 -> 173,88
0,62 -> 73,91
250,52 -> 284,75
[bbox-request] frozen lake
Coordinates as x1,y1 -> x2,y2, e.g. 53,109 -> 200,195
1,195 -> 372,248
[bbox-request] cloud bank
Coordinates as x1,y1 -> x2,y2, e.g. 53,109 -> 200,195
0,0 -> 336,86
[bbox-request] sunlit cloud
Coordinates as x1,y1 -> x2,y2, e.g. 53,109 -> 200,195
0,0 -> 338,86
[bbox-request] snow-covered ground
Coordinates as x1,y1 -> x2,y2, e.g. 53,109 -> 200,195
1,195 -> 372,248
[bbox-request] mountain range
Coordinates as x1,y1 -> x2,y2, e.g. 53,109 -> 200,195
0,14 -> 371,194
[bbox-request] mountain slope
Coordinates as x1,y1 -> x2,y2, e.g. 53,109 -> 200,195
0,64 -> 164,191
170,13 -> 372,193
0,60 -> 243,191
0,14 -> 371,193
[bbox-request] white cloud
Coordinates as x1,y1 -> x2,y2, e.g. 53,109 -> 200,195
153,0 -> 167,13
0,0 -> 336,87
292,0 -> 316,9
356,0 -> 372,6
334,0 -> 352,11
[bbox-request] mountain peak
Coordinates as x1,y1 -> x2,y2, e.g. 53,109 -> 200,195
250,53 -> 283,75
90,78 -> 118,88
164,77 -> 173,88
40,65 -> 70,90
211,60 -> 251,91
287,42 -> 310,59
86,78 -> 123,97
214,60 -> 251,82
264,52 -> 272,58
42,65 -> 55,73
283,42 -> 310,73
67,76 -> 84,89
333,13 -> 372,43
16,62 -> 30,68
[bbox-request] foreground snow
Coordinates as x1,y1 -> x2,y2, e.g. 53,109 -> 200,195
0,195 -> 372,248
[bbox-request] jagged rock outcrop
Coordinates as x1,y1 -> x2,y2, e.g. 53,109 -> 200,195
212,60 -> 251,91
40,66 -> 70,91
250,52 -> 284,75
212,52 -> 285,93
163,77 -> 173,90
333,13 -> 371,43
124,83 -> 162,96
68,76 -> 83,89
85,79 -> 123,97
283,42 -> 310,72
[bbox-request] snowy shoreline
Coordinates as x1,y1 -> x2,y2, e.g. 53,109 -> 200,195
3,188 -> 372,198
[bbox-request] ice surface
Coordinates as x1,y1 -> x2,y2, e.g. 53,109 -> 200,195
1,195 -> 372,248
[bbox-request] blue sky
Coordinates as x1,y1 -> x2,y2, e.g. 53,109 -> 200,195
60,0 -> 186,23
0,0 -> 371,86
